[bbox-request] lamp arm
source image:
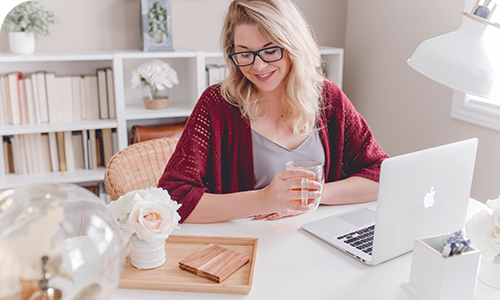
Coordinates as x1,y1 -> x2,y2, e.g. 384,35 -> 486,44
463,0 -> 500,29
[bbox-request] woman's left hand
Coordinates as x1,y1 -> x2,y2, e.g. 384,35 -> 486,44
252,209 -> 305,220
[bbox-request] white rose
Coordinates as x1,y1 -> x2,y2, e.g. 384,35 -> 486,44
107,190 -> 149,235
492,209 -> 500,229
490,227 -> 500,254
466,210 -> 494,252
128,201 -> 180,242
486,196 -> 500,210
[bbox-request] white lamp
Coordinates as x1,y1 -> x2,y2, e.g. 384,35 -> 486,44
408,0 -> 500,97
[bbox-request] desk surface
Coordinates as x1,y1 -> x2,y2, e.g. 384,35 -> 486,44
112,199 -> 500,300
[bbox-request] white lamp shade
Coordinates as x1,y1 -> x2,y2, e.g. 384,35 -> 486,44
408,17 -> 495,97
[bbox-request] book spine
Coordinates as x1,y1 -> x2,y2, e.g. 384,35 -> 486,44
36,72 -> 50,123
97,69 -> 109,119
25,78 -> 37,124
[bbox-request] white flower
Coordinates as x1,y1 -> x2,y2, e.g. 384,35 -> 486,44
486,196 -> 500,210
106,187 -> 181,242
466,195 -> 500,258
130,59 -> 179,96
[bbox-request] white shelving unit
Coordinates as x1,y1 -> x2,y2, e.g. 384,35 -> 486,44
0,47 -> 343,190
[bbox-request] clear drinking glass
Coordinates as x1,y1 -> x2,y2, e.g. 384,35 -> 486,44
285,160 -> 324,212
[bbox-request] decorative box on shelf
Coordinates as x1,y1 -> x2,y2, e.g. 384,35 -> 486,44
402,234 -> 480,300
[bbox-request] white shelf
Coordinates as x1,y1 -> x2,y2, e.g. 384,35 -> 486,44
0,168 -> 106,190
125,104 -> 193,120
116,50 -> 197,59
0,119 -> 118,135
0,51 -> 113,62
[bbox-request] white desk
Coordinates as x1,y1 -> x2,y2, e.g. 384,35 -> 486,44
112,199 -> 500,300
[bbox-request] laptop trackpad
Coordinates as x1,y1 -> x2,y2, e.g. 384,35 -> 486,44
338,209 -> 376,227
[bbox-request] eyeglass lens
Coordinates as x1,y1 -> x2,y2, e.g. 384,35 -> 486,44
232,47 -> 283,66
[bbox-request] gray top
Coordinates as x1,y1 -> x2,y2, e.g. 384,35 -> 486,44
252,129 -> 325,190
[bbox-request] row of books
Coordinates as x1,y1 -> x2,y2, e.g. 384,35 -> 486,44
0,68 -> 116,126
206,64 -> 227,87
2,128 -> 118,176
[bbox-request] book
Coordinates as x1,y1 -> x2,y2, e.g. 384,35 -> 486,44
82,130 -> 89,169
7,72 -> 22,125
71,76 -> 83,121
79,77 -> 86,120
33,133 -> 45,173
105,67 -> 116,119
95,129 -> 103,167
48,132 -> 59,172
101,128 -> 113,167
18,79 -> 29,124
24,78 -> 37,124
64,131 -> 75,172
89,129 -> 97,169
0,79 -> 6,125
23,134 -> 35,174
112,129 -> 119,155
16,135 -> 28,174
97,69 -> 109,119
2,138 -> 9,175
35,71 -> 50,123
0,75 -> 12,124
41,133 -> 52,172
83,76 -> 100,120
46,73 -> 64,124
7,137 -> 14,174
56,132 -> 67,172
59,77 -> 73,123
10,136 -> 19,174
31,73 -> 42,125
72,131 -> 84,169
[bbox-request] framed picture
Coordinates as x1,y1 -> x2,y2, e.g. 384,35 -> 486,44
140,0 -> 173,52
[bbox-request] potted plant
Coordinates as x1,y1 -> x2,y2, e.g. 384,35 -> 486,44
1,1 -> 58,54
131,59 -> 179,110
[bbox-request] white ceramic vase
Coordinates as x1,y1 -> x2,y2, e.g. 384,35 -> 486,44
9,32 -> 35,55
129,234 -> 166,269
478,254 -> 500,289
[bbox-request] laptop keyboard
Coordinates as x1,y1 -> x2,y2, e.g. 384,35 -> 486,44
336,225 -> 375,256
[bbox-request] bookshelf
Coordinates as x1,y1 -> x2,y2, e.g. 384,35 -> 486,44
0,47 -> 343,190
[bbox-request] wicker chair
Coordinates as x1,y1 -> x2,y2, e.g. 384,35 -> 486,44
104,137 -> 179,201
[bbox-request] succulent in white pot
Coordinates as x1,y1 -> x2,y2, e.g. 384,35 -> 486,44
1,1 -> 58,54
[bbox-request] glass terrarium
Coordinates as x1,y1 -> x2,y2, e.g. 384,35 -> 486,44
0,183 -> 125,300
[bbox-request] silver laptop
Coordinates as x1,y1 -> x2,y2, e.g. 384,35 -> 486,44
302,138 -> 478,266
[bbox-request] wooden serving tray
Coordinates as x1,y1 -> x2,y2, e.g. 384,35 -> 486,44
119,235 -> 258,294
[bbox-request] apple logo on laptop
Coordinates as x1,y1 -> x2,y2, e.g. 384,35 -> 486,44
424,186 -> 436,208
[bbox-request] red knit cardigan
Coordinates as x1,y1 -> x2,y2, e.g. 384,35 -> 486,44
158,79 -> 389,222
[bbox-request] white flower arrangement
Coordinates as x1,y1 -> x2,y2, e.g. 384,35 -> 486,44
107,187 -> 181,243
131,59 -> 179,100
465,195 -> 500,262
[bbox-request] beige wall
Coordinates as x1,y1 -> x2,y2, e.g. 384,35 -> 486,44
0,0 -> 346,52
344,0 -> 500,202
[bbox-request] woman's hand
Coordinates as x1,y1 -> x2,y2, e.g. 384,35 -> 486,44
255,169 -> 322,217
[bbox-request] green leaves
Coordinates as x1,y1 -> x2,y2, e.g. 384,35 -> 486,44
1,1 -> 58,38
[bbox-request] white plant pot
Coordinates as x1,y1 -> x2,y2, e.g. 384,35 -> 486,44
9,32 -> 35,54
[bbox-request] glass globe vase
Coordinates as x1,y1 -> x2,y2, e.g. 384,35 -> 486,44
0,183 -> 125,300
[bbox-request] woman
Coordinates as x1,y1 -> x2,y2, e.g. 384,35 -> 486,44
158,0 -> 388,223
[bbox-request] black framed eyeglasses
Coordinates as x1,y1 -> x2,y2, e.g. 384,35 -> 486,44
229,46 -> 285,67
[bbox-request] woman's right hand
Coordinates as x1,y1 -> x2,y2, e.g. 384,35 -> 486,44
257,169 -> 322,214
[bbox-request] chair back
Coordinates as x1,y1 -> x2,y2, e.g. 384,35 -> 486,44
104,137 -> 179,201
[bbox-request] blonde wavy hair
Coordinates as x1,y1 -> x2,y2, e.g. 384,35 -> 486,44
220,0 -> 325,136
